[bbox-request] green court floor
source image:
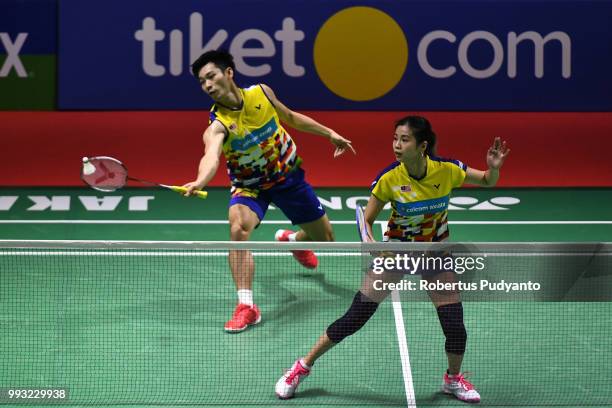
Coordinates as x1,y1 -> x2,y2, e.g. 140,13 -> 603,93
1,187 -> 611,408
2,187 -> 612,242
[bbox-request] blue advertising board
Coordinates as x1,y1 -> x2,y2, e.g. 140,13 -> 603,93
58,0 -> 612,110
1,0 -> 56,109
1,0 -> 56,54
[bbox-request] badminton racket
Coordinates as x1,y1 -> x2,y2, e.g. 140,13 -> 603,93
81,156 -> 207,199
355,205 -> 370,242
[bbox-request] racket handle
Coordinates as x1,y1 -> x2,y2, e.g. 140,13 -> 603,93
169,186 -> 208,199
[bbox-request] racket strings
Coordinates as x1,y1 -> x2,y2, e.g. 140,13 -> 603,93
82,157 -> 129,192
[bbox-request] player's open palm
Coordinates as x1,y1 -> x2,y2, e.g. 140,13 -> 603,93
486,137 -> 510,169
329,132 -> 356,158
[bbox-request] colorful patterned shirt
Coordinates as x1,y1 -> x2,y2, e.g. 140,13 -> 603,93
209,84 -> 301,193
371,156 -> 467,242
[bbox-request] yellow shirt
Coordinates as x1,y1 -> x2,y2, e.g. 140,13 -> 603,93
209,84 -> 301,192
371,156 -> 467,242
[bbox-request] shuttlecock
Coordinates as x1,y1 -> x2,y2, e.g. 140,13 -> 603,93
82,157 -> 96,176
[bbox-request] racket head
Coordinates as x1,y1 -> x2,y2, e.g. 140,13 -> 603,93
81,156 -> 128,192
355,205 -> 369,242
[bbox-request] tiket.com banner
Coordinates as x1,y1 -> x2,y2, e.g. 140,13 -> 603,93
58,0 -> 612,110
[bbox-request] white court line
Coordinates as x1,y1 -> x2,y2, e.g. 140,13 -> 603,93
380,223 -> 416,408
450,221 -> 612,225
392,290 -> 417,408
0,251 -> 603,257
0,220 -> 611,225
0,251 -> 359,257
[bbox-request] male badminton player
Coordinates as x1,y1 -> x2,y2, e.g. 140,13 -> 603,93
182,50 -> 355,333
276,116 -> 509,403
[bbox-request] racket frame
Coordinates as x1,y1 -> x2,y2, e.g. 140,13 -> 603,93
355,205 -> 369,242
81,156 -> 207,198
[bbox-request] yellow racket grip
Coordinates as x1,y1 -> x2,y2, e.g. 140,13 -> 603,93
169,186 -> 208,199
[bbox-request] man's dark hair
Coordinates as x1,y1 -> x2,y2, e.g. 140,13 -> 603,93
395,115 -> 437,156
191,50 -> 236,77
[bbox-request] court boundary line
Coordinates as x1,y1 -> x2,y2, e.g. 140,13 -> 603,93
0,251 -> 605,257
0,251 -> 359,256
381,223 -> 416,408
2,240 -> 610,251
0,220 -> 611,225
392,290 -> 417,408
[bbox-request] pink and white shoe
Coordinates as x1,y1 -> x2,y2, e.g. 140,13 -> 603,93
224,303 -> 261,333
442,372 -> 481,403
275,359 -> 311,399
275,229 -> 318,269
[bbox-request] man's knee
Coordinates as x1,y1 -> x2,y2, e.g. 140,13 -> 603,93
303,217 -> 334,241
230,222 -> 252,241
229,204 -> 258,240
322,227 -> 334,242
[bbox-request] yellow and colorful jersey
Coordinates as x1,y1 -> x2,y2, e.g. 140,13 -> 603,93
209,84 -> 301,191
371,156 -> 467,242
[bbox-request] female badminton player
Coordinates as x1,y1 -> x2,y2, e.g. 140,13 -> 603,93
275,115 -> 510,403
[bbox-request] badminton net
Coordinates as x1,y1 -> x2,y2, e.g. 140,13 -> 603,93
0,240 -> 610,407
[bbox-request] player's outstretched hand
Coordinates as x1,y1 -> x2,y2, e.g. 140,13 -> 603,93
329,131 -> 356,157
486,137 -> 510,169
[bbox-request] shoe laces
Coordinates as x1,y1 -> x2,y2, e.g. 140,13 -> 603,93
285,363 -> 307,385
451,372 -> 474,391
232,304 -> 251,319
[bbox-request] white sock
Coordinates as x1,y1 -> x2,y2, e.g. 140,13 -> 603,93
237,289 -> 253,306
288,232 -> 297,242
299,358 -> 311,370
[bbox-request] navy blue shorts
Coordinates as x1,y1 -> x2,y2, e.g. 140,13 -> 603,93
229,168 -> 325,225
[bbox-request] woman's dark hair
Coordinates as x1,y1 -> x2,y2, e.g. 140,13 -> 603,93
395,115 -> 437,156
191,50 -> 236,77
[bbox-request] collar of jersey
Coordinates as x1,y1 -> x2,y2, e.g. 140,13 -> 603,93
215,88 -> 245,111
216,99 -> 244,111
402,155 -> 429,181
